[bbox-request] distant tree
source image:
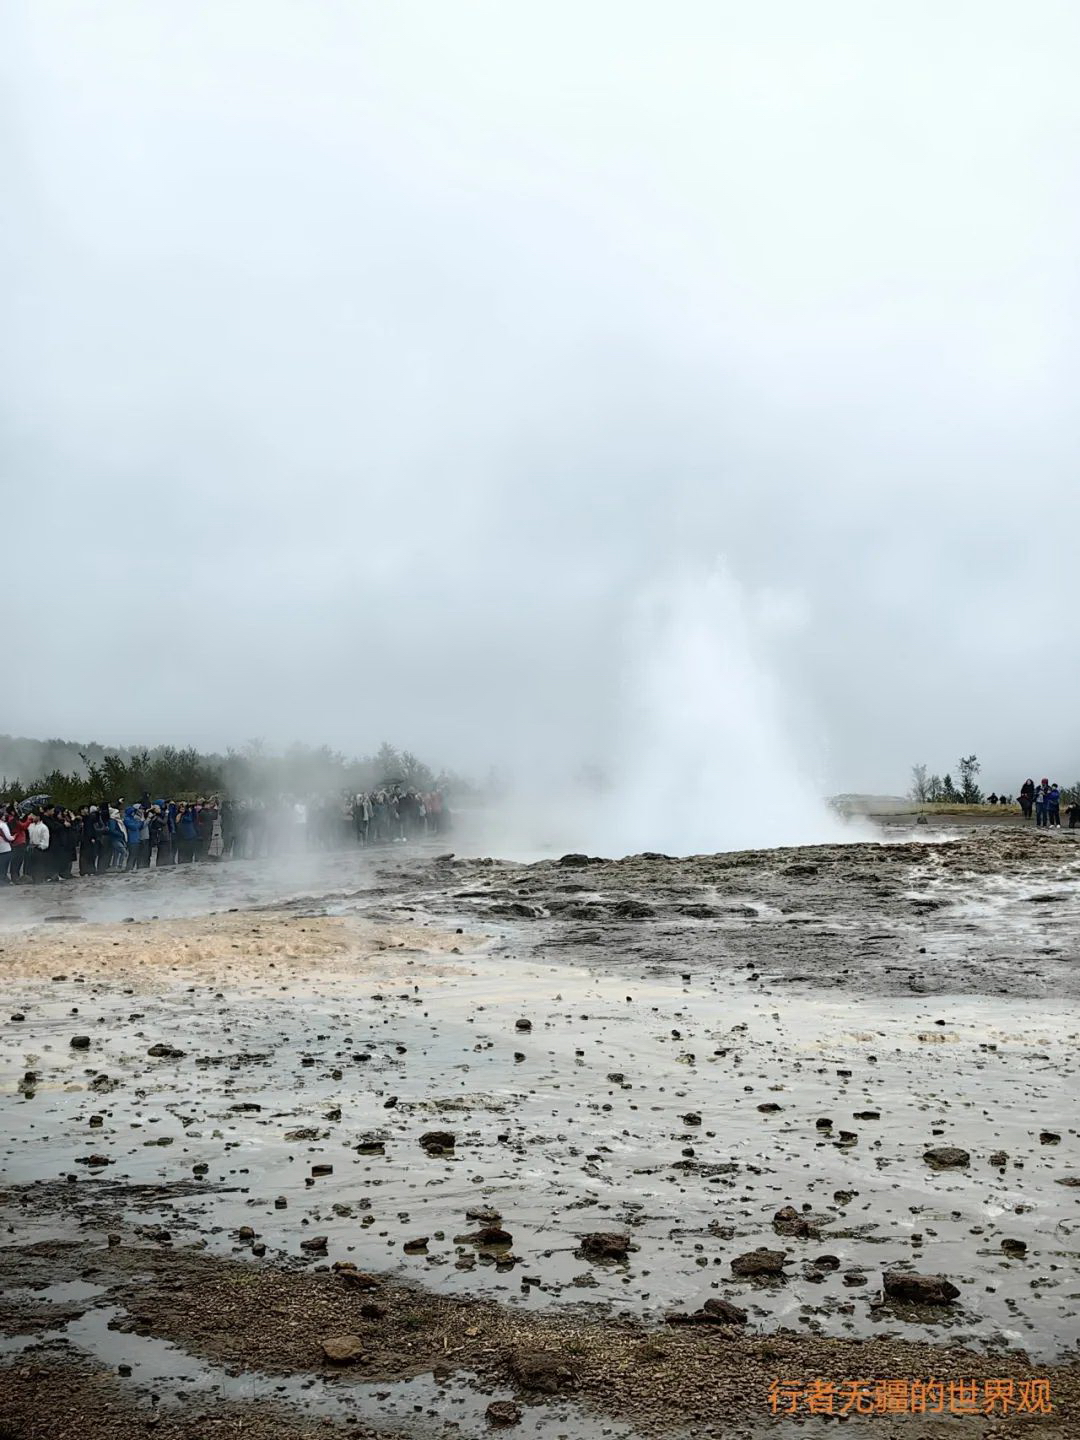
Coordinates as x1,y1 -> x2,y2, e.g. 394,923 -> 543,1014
926,773 -> 943,802
909,763 -> 929,804
958,754 -> 983,805
939,772 -> 962,803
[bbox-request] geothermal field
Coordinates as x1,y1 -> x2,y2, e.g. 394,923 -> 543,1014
1,819 -> 1077,1440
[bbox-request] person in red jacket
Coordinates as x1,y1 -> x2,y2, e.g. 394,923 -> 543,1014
6,809 -> 30,883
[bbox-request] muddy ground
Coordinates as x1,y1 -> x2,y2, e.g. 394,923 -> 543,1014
1,822 -> 1078,1437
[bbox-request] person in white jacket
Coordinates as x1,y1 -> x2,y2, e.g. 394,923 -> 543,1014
0,815 -> 12,885
27,815 -> 49,884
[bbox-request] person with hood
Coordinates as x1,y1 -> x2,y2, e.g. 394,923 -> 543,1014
148,806 -> 168,867
107,806 -> 126,869
1048,783 -> 1062,829
124,805 -> 144,869
177,804 -> 199,863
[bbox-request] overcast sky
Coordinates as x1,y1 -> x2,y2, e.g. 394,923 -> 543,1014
4,1 -> 1078,798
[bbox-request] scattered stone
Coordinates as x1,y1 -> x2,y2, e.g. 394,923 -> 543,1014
579,1232 -> 631,1261
989,1151 -> 1008,1167
147,1043 -> 185,1059
486,1400 -> 522,1427
320,1335 -> 364,1365
300,1236 -> 328,1253
403,1237 -> 429,1254
70,1036 -> 91,1049
923,1146 -> 970,1170
515,1018 -> 532,1032
883,1271 -> 960,1305
1001,1238 -> 1027,1257
731,1248 -> 787,1277
420,1130 -> 456,1154
1040,1131 -> 1061,1145
459,1226 -> 513,1247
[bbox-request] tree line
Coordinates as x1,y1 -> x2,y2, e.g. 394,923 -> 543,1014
0,737 -> 466,810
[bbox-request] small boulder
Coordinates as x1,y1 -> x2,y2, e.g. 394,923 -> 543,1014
486,1400 -> 522,1427
320,1335 -> 364,1365
70,1036 -> 91,1050
923,1146 -> 970,1170
420,1130 -> 456,1154
731,1248 -> 787,1277
883,1271 -> 960,1305
579,1232 -> 631,1261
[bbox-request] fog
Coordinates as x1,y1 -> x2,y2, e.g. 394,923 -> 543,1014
4,3 -> 1079,849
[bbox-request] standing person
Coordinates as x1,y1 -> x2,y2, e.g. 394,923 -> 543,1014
148,806 -> 167,866
55,811 -> 78,880
108,807 -> 127,870
1034,780 -> 1049,828
8,809 -> 29,882
124,805 -> 143,869
79,807 -> 97,876
92,804 -> 110,873
1019,779 -> 1035,820
27,813 -> 50,882
177,804 -> 198,863
1048,783 -> 1061,828
195,800 -> 214,860
208,806 -> 224,860
0,810 -> 12,885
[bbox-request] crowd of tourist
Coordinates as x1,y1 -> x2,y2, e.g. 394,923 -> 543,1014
1016,779 -> 1074,828
0,787 -> 449,884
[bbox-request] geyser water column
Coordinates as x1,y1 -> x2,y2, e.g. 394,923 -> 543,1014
592,564 -> 850,856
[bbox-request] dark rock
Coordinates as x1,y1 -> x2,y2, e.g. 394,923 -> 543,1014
70,1036 -> 91,1049
923,1146 -> 970,1170
883,1271 -> 960,1305
147,1043 -> 185,1059
579,1232 -> 631,1261
702,1297 -> 748,1324
311,1164 -> 333,1177
989,1151 -> 1008,1167
458,1226 -> 513,1247
515,1019 -> 532,1032
1040,1131 -> 1061,1145
300,1236 -> 328,1252
1001,1238 -> 1027,1257
731,1248 -> 787,1277
420,1130 -> 456,1154
403,1237 -> 429,1253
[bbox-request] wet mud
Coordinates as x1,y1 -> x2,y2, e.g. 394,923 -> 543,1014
2,824 -> 1078,1437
